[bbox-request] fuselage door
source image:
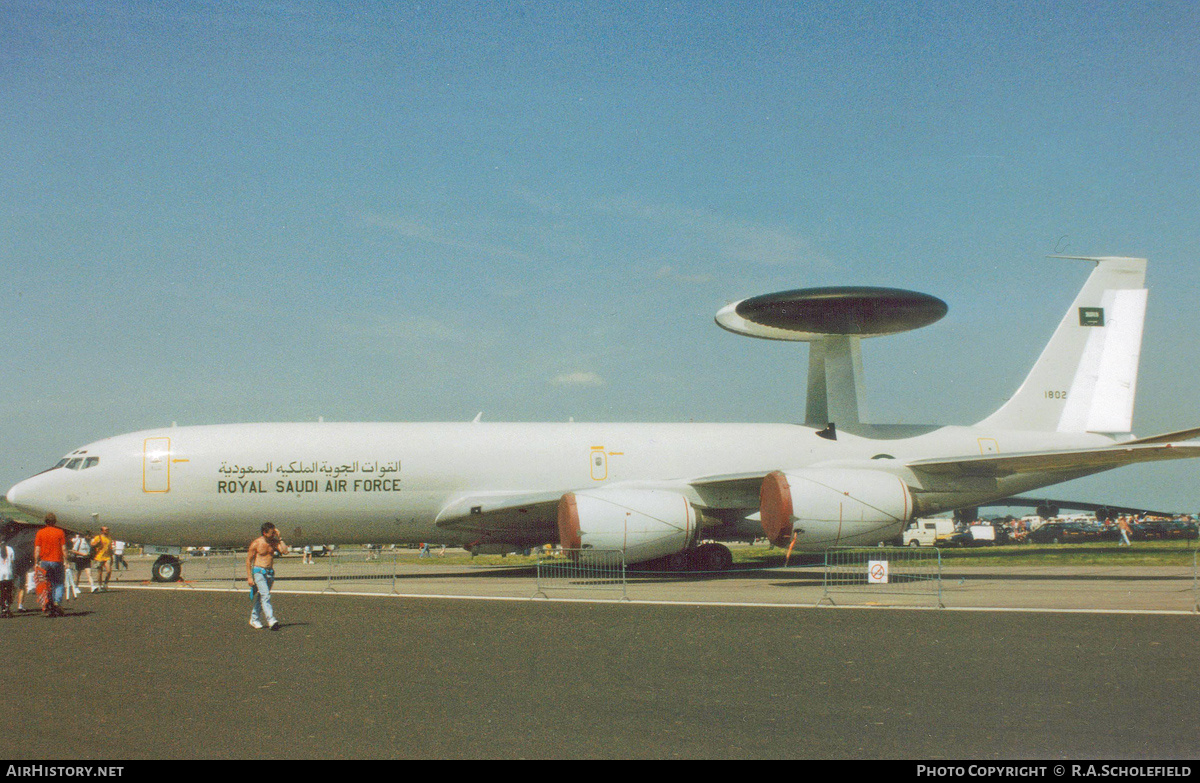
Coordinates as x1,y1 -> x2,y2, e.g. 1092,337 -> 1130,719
590,447 -> 608,481
144,437 -> 171,493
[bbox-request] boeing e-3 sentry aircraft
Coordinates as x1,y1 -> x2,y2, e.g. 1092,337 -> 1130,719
7,256 -> 1200,581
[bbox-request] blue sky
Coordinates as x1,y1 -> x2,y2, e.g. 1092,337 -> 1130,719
3,1 -> 1198,512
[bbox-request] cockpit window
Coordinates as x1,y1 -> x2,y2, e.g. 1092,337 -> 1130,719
33,458 -> 70,477
83,457 -> 100,469
65,458 -> 83,470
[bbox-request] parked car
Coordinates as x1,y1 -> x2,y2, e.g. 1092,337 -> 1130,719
1135,520 -> 1199,541
1173,521 -> 1199,540
942,529 -> 979,547
1030,521 -> 1103,544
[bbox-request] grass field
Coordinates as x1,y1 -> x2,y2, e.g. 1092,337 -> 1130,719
0,498 -> 38,524
716,541 -> 1197,569
920,540 -> 1197,567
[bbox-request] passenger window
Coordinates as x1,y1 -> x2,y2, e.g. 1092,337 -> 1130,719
83,457 -> 100,469
65,458 -> 83,470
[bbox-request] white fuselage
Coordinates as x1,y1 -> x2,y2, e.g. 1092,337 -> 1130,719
5,420 -> 1115,548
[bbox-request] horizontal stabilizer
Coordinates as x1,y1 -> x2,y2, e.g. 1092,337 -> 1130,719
1121,426 -> 1200,446
908,442 -> 1200,478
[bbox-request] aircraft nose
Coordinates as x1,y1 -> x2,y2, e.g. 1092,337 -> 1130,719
5,477 -> 39,515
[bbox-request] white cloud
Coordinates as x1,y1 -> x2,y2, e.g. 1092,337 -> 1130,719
354,210 -> 531,262
551,371 -> 605,387
592,196 -> 836,272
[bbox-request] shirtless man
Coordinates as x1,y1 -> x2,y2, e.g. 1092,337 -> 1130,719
246,523 -> 289,630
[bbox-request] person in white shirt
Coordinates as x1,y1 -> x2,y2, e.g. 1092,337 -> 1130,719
0,541 -> 16,618
70,532 -> 95,593
112,539 -> 128,577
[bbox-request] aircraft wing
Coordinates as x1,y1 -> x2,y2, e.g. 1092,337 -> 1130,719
429,436 -> 1200,539
434,490 -> 564,536
434,476 -> 771,545
908,442 -> 1200,478
686,472 -> 766,510
985,496 -> 1179,517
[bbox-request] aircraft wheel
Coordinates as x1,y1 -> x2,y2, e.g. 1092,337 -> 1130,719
665,552 -> 691,572
694,543 -> 733,572
152,556 -> 182,583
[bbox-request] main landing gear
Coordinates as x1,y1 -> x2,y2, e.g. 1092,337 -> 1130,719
151,555 -> 183,582
660,543 -> 734,573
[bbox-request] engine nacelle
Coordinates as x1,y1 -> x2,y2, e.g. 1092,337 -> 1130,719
760,468 -> 912,548
557,488 -> 698,564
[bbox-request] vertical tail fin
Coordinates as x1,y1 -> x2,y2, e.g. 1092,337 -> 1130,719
978,257 -> 1148,434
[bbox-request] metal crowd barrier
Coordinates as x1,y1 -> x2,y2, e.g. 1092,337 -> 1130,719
173,548 -> 402,593
179,553 -> 243,590
820,546 -> 944,608
534,549 -> 627,600
323,548 -> 398,593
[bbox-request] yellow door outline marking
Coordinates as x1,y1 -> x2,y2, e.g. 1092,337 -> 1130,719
590,447 -> 608,481
143,437 -> 171,493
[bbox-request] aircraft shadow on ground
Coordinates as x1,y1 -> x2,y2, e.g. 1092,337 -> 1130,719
248,562 -> 831,585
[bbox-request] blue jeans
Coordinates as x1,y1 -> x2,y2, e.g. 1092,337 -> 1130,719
250,566 -> 277,626
40,561 -> 65,606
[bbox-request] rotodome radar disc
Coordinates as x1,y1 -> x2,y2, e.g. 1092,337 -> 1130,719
715,286 -> 948,341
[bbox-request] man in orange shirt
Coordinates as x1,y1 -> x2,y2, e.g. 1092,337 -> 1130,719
33,513 -> 68,617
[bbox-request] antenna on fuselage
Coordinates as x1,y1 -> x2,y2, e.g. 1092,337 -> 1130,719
715,287 -> 948,431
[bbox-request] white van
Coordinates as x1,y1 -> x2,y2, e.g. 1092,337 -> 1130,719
966,523 -> 996,543
902,518 -> 956,547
